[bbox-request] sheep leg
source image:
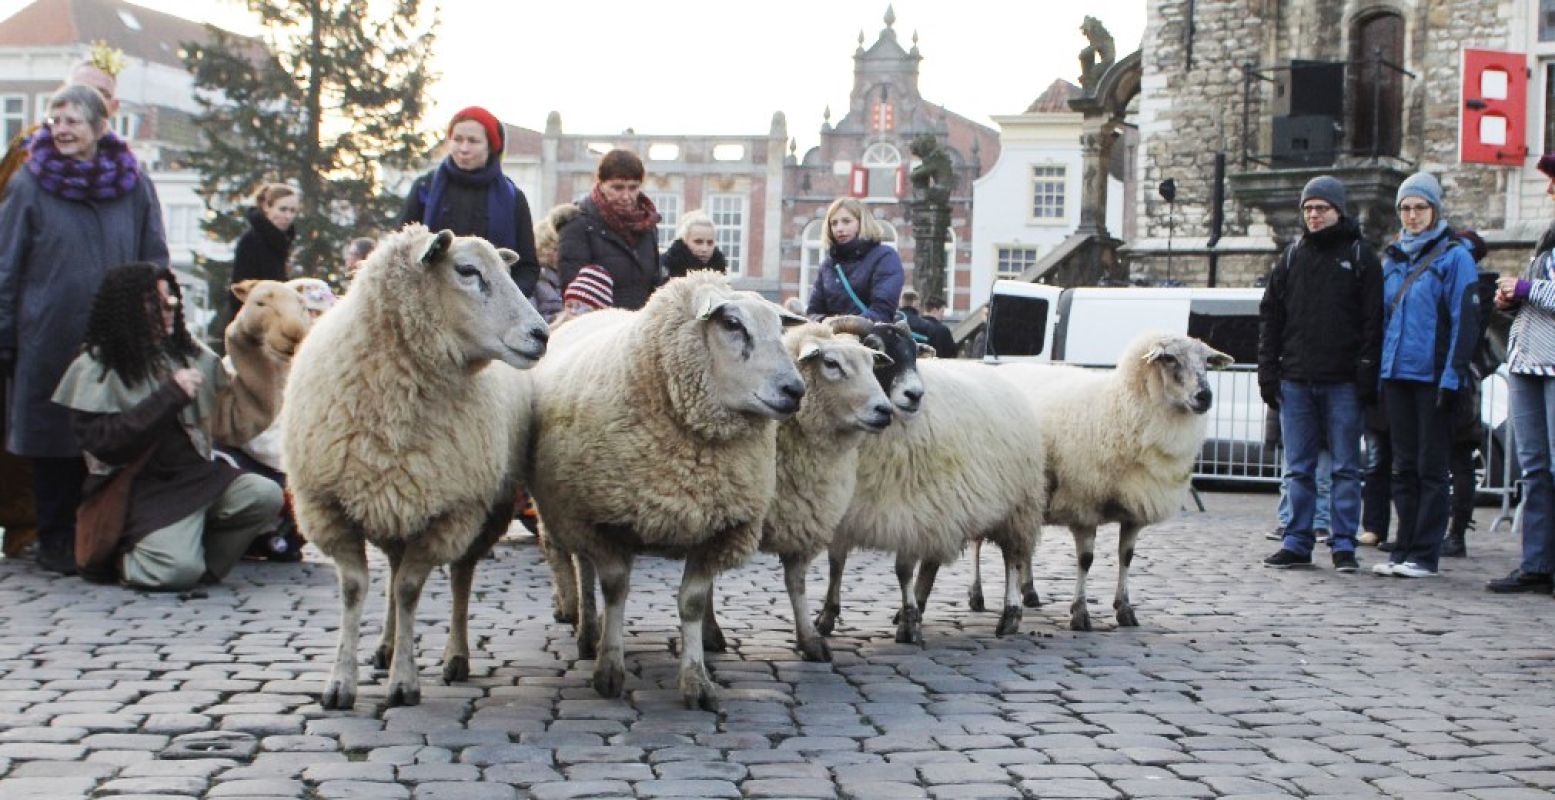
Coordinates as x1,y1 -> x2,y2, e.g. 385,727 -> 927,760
994,535 -> 1027,637
967,538 -> 986,612
701,584 -> 727,653
321,538 -> 368,710
538,523 -> 579,625
371,544 -> 403,671
815,546 -> 848,636
1069,525 -> 1097,632
1114,521 -> 1141,628
676,557 -> 721,712
913,559 -> 940,613
1019,529 -> 1042,608
782,552 -> 830,662
894,553 -> 924,645
589,551 -> 632,699
385,553 -> 436,707
442,504 -> 508,685
575,556 -> 600,661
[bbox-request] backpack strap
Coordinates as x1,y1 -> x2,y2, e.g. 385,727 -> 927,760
1389,241 -> 1453,318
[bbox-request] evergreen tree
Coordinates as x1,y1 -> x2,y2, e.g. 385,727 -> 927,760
183,0 -> 436,281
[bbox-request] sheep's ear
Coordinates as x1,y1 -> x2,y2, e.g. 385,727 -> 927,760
1142,346 -> 1178,366
419,229 -> 454,266
693,284 -> 729,320
496,247 -> 519,266
862,333 -> 887,353
916,343 -> 937,358
231,280 -> 258,303
872,350 -> 895,367
1205,347 -> 1234,369
893,320 -> 913,336
798,342 -> 822,362
775,303 -> 808,328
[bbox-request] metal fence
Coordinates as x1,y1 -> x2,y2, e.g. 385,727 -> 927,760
1192,365 -> 1520,534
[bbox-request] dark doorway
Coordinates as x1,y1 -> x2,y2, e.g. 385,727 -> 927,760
1351,12 -> 1404,159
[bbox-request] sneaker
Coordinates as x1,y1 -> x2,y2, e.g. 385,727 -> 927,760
1486,569 -> 1554,594
1263,548 -> 1313,568
1265,525 -> 1285,541
1357,531 -> 1381,547
1371,562 -> 1397,576
1332,551 -> 1359,573
1315,527 -> 1331,544
1392,562 -> 1438,578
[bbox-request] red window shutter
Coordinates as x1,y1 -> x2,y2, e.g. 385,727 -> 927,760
1460,48 -> 1528,166
895,165 -> 907,198
849,164 -> 868,197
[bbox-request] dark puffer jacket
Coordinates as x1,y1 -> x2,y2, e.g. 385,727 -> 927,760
1258,218 -> 1383,397
557,196 -> 661,310
804,241 -> 904,323
230,207 -> 294,315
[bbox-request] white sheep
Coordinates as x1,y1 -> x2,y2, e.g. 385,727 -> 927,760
528,271 -> 806,711
701,318 -> 894,662
282,225 -> 549,708
814,321 -> 1047,644
987,332 -> 1231,631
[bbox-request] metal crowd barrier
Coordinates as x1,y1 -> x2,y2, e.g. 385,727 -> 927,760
1191,365 -> 1520,535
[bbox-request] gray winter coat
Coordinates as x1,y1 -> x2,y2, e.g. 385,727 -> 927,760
0,167 -> 169,458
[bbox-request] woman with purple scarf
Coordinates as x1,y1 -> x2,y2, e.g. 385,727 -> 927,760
397,106 -> 539,296
0,83 -> 169,575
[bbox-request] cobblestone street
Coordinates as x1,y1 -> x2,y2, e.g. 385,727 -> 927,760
1,491 -> 1553,799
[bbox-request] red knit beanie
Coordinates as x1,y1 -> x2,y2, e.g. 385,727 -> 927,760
564,266 -> 614,311
448,106 -> 504,158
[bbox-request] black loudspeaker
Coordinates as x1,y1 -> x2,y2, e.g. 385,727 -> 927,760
1272,115 -> 1338,167
1275,60 -> 1346,119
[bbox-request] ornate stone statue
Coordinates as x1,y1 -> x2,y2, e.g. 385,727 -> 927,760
1078,16 -> 1116,92
908,134 -> 954,204
908,134 -> 955,303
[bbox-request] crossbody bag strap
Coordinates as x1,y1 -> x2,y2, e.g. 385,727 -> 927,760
1388,244 -> 1449,318
834,263 -> 872,316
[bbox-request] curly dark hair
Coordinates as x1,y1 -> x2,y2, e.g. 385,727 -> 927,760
81,262 -> 198,387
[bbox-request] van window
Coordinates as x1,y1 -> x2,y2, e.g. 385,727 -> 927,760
1187,296 -> 1260,365
986,294 -> 1049,357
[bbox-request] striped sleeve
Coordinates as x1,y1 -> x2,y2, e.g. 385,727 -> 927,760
1527,279 -> 1555,313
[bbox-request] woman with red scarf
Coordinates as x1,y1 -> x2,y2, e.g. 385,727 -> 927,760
398,106 -> 539,296
0,83 -> 168,575
557,149 -> 661,310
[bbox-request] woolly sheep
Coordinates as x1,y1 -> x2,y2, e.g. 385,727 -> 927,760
529,271 -> 806,711
987,331 -> 1231,631
815,321 -> 1047,644
701,319 -> 894,662
282,225 -> 549,709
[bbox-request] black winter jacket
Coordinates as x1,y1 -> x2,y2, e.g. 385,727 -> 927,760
557,197 -> 662,310
1258,219 -> 1384,393
229,207 -> 294,316
397,171 -> 540,297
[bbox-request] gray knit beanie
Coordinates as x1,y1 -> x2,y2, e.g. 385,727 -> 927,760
1395,171 -> 1443,213
1300,176 -> 1347,216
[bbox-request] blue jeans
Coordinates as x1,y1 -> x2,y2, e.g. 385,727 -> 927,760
1509,372 -> 1555,575
1279,449 -> 1331,530
1280,381 -> 1363,556
1385,380 -> 1451,570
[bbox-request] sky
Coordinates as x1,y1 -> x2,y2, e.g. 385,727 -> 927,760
2,0 -> 1146,152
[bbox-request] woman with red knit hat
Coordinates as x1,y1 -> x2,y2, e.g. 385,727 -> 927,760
557,148 -> 661,310
398,106 -> 539,296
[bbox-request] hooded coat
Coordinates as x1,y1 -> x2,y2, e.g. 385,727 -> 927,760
229,206 -> 294,315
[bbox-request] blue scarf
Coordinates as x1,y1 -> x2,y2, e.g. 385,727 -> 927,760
1395,219 -> 1448,261
420,155 -> 518,250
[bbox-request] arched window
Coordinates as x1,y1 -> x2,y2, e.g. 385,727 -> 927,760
798,219 -> 824,306
861,142 -> 902,201
1351,11 -> 1404,159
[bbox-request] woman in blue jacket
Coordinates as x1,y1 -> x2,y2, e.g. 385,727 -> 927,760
805,197 -> 904,323
1374,172 -> 1480,579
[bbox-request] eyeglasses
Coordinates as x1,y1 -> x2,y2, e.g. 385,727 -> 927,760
45,115 -> 87,128
1301,203 -> 1335,214
1399,203 -> 1433,215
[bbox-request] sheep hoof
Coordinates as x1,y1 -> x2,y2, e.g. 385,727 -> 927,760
1115,605 -> 1139,627
894,606 -> 924,645
591,658 -> 626,698
1022,589 -> 1043,608
552,606 -> 577,626
441,655 -> 469,684
371,645 -> 391,671
967,587 -> 985,612
385,681 -> 421,708
995,605 -> 1022,637
320,680 -> 355,710
702,623 -> 728,653
798,635 -> 832,663
679,671 -> 720,713
577,637 -> 598,661
814,606 -> 839,636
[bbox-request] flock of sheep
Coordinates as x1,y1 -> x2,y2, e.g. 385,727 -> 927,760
278,226 -> 1232,712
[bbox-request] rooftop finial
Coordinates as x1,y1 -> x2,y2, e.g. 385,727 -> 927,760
823,105 -> 832,124
884,4 -> 895,28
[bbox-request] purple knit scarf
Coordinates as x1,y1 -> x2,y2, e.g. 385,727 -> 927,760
26,126 -> 140,202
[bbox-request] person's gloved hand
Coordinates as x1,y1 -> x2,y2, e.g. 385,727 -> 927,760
1260,381 -> 1280,410
1356,361 -> 1378,406
1436,387 -> 1458,413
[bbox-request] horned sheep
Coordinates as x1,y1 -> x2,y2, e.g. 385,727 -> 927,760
282,225 -> 549,709
529,271 -> 806,711
985,331 -> 1231,631
814,321 -> 1047,644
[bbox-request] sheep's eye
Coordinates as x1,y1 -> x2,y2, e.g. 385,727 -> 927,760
719,315 -> 743,333
821,357 -> 841,372
454,264 -> 481,279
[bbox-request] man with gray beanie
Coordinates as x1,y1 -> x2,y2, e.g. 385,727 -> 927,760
1259,175 -> 1384,572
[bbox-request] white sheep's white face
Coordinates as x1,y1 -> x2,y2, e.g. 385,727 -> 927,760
421,229 -> 549,368
794,333 -> 894,433
1141,335 -> 1233,415
695,286 -> 807,420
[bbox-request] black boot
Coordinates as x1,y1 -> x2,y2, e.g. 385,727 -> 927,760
1441,518 -> 1471,558
35,533 -> 77,575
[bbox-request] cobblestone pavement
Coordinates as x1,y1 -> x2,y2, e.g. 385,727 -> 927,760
1,491 -> 1553,799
